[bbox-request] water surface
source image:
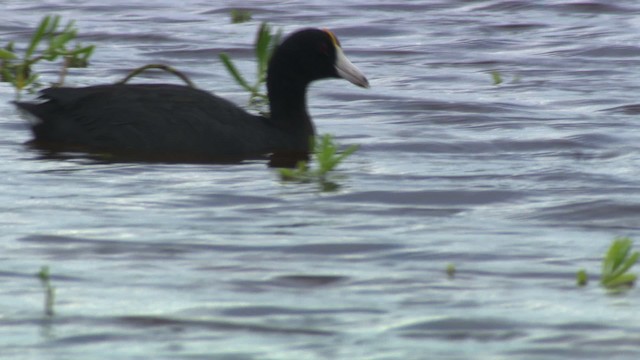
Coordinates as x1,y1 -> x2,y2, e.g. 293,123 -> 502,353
2,0 -> 640,359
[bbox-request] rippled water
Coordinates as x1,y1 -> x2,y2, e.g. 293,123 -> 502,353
2,0 -> 640,359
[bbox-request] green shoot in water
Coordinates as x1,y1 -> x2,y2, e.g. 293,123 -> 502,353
576,269 -> 588,286
37,266 -> 55,317
600,237 -> 639,289
490,70 -> 503,85
489,70 -> 522,85
0,15 -> 94,99
279,134 -> 359,191
219,22 -> 282,109
446,263 -> 456,278
230,9 -> 252,24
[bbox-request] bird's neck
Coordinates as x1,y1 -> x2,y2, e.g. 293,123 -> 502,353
267,76 -> 315,139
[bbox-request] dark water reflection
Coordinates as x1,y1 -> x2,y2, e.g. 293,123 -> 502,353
3,0 -> 640,359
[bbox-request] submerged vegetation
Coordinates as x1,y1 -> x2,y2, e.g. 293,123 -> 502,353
0,15 -> 94,99
37,266 -> 55,317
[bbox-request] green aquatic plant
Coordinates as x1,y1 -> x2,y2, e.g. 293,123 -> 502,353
488,70 -> 522,85
446,263 -> 456,278
576,269 -> 588,286
0,14 -> 94,99
230,9 -> 252,24
600,237 -> 639,289
219,22 -> 282,108
37,266 -> 55,317
0,42 -> 16,81
279,134 -> 359,191
490,70 -> 503,85
313,134 -> 359,178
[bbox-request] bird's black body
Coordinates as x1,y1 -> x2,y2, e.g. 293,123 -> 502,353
18,84 -> 290,161
14,28 -> 369,163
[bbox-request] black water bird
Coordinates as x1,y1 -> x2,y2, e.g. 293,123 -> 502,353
14,28 -> 369,163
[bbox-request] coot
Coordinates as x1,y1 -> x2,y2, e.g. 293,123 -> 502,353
14,28 -> 369,163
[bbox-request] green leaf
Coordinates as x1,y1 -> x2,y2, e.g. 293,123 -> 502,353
602,237 -> 632,276
25,17 -> 48,59
62,19 -> 76,34
65,44 -> 94,66
219,53 -> 253,93
220,22 -> 282,108
446,263 -> 456,278
608,251 -> 639,280
4,41 -> 15,52
24,73 -> 39,87
37,265 -> 51,282
326,145 -> 358,173
335,144 -> 359,163
50,31 -> 75,52
278,168 -> 295,180
278,161 -> 310,182
314,135 -> 334,174
603,273 -> 636,288
0,48 -> 17,60
269,28 -> 283,60
601,237 -> 639,288
74,44 -> 94,57
48,14 -> 61,33
26,15 -> 56,59
277,134 -> 357,190
491,70 -> 503,85
1,67 -> 15,83
576,269 -> 588,286
312,135 -> 357,175
255,22 -> 271,79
